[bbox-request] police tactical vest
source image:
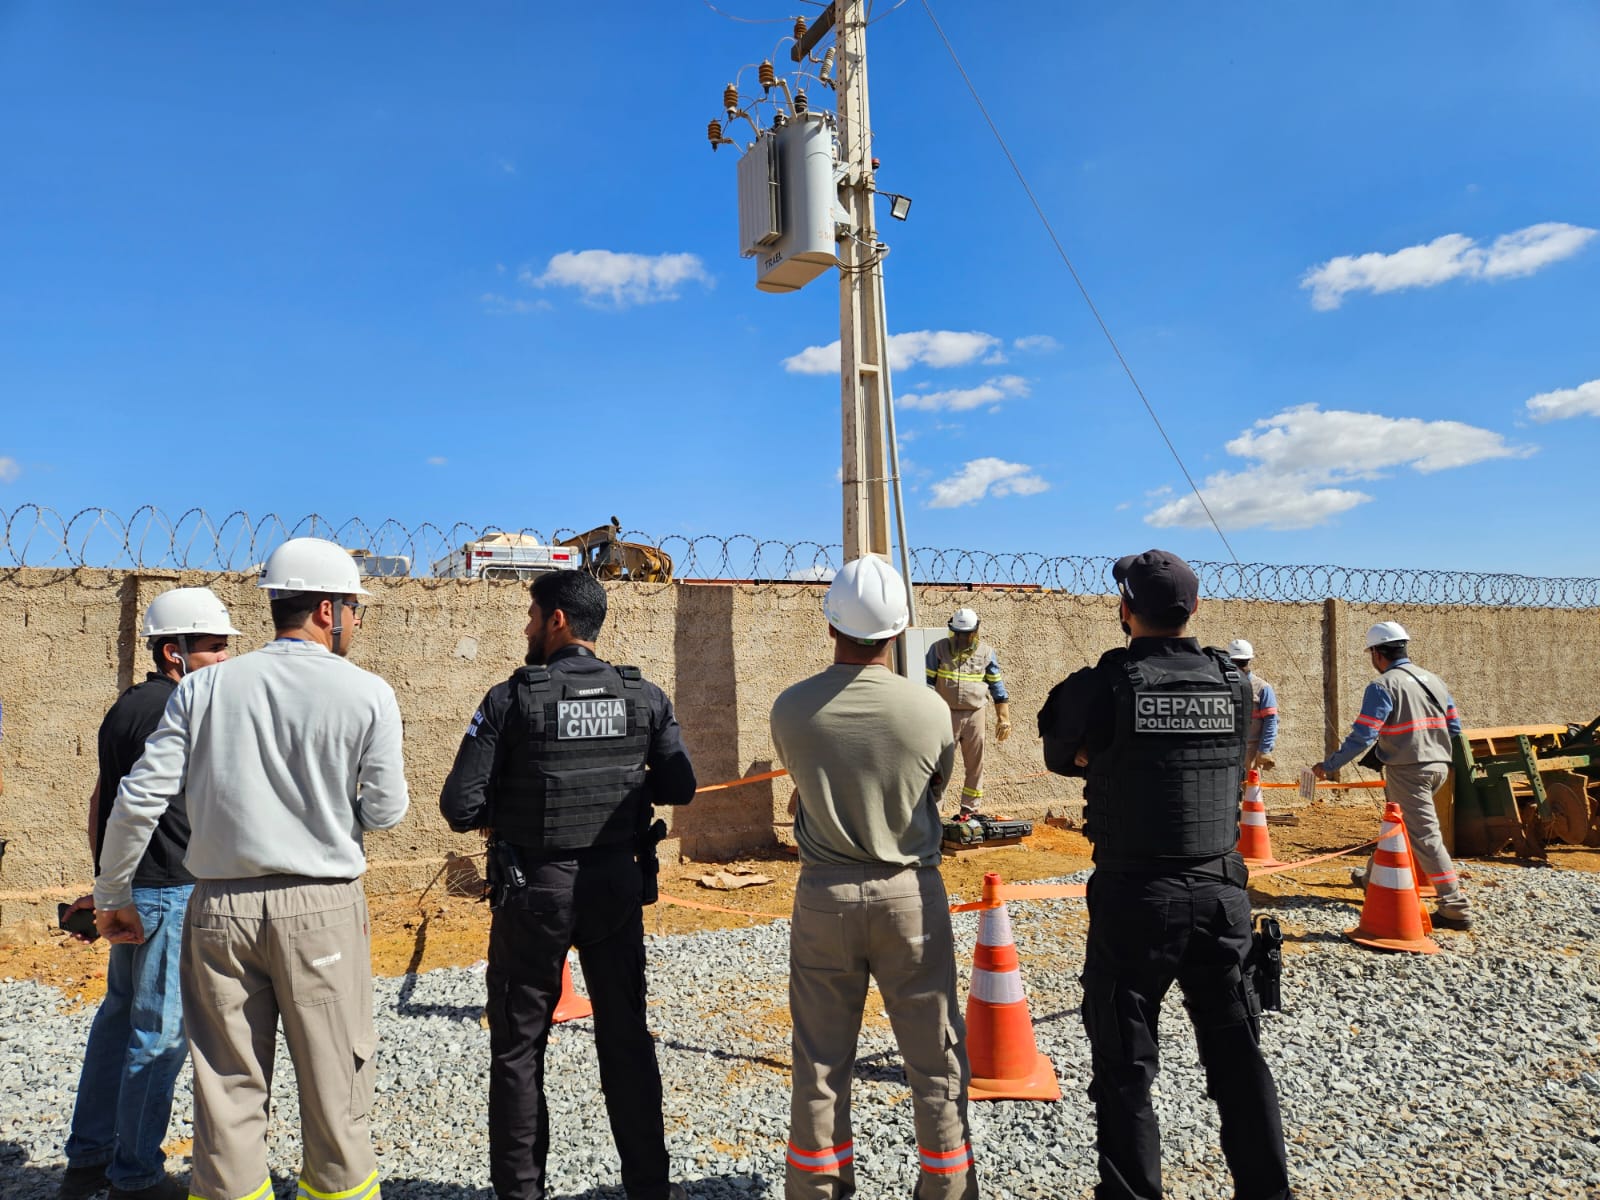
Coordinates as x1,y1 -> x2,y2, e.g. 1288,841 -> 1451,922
1085,645 -> 1249,864
489,661 -> 652,852
932,637 -> 995,710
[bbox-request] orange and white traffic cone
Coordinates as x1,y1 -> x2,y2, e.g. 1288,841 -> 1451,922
1346,802 -> 1439,955
552,955 -> 593,1023
965,873 -> 1061,1102
1236,769 -> 1278,866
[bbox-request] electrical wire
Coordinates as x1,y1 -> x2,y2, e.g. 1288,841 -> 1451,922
919,0 -> 1359,757
701,1 -> 791,23
702,0 -> 829,22
867,0 -> 911,26
917,0 -> 1242,567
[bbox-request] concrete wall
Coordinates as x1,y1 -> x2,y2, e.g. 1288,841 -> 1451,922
2,569 -> 1596,931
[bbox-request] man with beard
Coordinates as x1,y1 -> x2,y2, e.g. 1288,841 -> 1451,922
440,570 -> 697,1200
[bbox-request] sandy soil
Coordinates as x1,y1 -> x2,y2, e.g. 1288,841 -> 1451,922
7,800 -> 1597,1008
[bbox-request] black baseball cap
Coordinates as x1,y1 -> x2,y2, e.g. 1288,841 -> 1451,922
1113,549 -> 1199,622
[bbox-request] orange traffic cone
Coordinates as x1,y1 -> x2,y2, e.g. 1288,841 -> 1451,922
1236,769 -> 1278,866
552,956 -> 593,1023
965,873 -> 1061,1102
1346,803 -> 1439,955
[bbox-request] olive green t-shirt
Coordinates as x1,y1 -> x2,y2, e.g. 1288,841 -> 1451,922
770,663 -> 956,867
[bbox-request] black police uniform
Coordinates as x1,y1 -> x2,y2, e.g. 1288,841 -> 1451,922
440,644 -> 696,1200
1039,637 -> 1291,1200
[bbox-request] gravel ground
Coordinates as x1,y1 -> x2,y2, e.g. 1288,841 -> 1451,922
4,864 -> 1599,1200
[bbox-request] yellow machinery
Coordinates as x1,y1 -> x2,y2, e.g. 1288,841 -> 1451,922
1452,720 -> 1600,857
558,517 -> 673,583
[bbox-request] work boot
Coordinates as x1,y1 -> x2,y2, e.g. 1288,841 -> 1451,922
1432,910 -> 1473,932
57,1165 -> 108,1200
107,1177 -> 187,1200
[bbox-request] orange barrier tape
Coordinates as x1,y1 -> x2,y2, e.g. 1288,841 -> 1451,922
951,881 -> 1086,912
1245,838 -> 1379,878
662,831 -> 1383,919
658,892 -> 789,919
692,767 -> 1054,795
695,768 -> 788,794
1259,779 -> 1384,789
949,836 -> 1383,911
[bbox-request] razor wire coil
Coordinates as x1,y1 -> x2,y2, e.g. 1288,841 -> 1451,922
1,505 -> 1595,610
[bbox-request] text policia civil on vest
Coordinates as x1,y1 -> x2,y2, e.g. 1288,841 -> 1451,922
489,663 -> 652,852
1086,646 -> 1251,863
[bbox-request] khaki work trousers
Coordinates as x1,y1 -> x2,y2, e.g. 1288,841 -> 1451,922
950,708 -> 986,806
181,877 -> 380,1200
1383,761 -> 1470,917
787,863 -> 977,1200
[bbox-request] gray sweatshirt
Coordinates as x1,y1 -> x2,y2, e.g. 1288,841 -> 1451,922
95,639 -> 409,910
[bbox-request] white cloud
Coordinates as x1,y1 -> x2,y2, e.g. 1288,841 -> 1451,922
1526,378 -> 1600,423
1146,404 -> 1530,531
1013,334 -> 1061,353
1147,469 -> 1371,531
525,250 -> 711,308
783,343 -> 842,375
0,457 -> 19,484
787,565 -> 836,581
1300,222 -> 1596,310
1225,403 -> 1524,475
900,375 -> 1030,413
426,456 -> 448,466
1481,222 -> 1597,279
928,457 -> 1050,508
783,330 -> 1001,375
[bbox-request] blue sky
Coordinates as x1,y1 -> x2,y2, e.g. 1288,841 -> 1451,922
2,1 -> 1597,577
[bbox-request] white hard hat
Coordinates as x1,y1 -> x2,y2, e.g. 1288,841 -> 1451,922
142,588 -> 242,638
258,537 -> 372,598
1365,621 -> 1409,649
823,554 -> 910,641
948,607 -> 979,632
1227,638 -> 1254,661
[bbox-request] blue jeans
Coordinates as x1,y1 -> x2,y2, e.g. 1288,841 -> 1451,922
65,884 -> 192,1190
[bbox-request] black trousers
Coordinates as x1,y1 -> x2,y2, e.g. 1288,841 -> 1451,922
1081,869 -> 1291,1200
485,847 -> 669,1200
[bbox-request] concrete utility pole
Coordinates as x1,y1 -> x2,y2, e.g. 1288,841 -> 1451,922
831,0 -> 893,565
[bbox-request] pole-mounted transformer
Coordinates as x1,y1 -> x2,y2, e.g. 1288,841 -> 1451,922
736,114 -> 850,294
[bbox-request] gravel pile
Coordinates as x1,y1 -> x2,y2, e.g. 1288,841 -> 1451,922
4,864 -> 1599,1199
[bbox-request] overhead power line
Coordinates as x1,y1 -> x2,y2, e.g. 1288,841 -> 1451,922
917,0 -> 1242,567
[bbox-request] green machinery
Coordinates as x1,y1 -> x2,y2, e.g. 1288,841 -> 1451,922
1451,717 -> 1600,857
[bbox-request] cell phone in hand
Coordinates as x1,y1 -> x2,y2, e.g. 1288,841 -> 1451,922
58,902 -> 100,942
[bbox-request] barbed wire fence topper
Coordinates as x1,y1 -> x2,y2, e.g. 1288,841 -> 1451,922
1,505 -> 1597,609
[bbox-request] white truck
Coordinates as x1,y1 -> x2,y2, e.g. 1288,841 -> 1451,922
430,532 -> 582,581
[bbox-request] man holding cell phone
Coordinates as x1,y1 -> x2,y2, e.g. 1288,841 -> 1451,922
59,588 -> 238,1200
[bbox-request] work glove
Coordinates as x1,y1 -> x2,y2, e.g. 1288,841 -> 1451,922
994,701 -> 1012,743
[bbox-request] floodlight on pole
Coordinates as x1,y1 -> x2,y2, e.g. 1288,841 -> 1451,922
886,193 -> 912,221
